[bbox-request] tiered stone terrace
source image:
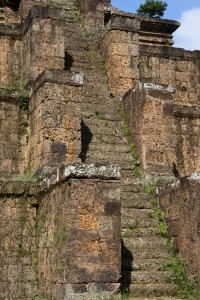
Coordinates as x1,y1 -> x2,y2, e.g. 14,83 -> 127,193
0,0 -> 199,299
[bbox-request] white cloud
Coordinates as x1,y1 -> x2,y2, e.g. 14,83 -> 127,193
173,8 -> 200,51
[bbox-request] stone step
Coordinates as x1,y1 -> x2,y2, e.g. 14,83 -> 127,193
121,270 -> 172,284
84,151 -> 133,164
122,208 -> 153,218
122,257 -> 171,271
83,82 -> 110,93
123,237 -> 168,251
121,183 -> 143,193
81,96 -> 111,105
121,198 -> 152,209
82,121 -> 125,138
122,241 -> 169,259
80,103 -> 118,119
121,176 -> 142,186
122,216 -> 158,229
85,76 -> 108,85
121,283 -> 177,296
121,169 -> 140,177
90,134 -> 128,146
81,125 -> 119,138
88,143 -> 131,154
93,110 -> 121,121
122,227 -> 158,238
121,192 -> 152,208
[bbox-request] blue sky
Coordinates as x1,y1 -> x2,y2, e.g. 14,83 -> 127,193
111,0 -> 200,50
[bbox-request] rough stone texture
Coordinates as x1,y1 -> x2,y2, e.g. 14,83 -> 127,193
122,48 -> 200,177
102,12 -> 200,178
0,0 -> 200,298
101,28 -> 140,96
123,84 -> 177,177
158,175 -> 200,285
0,34 -> 21,88
138,46 -> 200,177
62,7 -> 179,297
0,89 -> 28,178
19,0 -> 78,19
28,70 -> 82,175
139,45 -> 200,107
22,9 -> 65,81
0,195 -> 38,299
101,12 -> 179,96
37,178 -> 121,299
0,165 -> 121,299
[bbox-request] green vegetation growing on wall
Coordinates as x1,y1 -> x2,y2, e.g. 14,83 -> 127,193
19,79 -> 30,111
169,255 -> 200,299
144,182 -> 200,299
19,166 -> 36,182
117,100 -> 141,177
19,92 -> 29,111
73,5 -> 94,37
35,295 -> 56,300
5,81 -> 29,111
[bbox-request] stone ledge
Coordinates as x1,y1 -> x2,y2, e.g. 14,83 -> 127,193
0,163 -> 121,196
39,163 -> 121,192
123,82 -> 175,100
0,88 -> 22,101
31,69 -> 84,95
0,180 -> 37,196
22,5 -> 66,35
140,44 -> 200,59
173,104 -> 200,118
140,17 -> 179,35
106,13 -> 140,32
157,172 -> 200,197
105,7 -> 179,36
138,82 -> 175,93
0,23 -> 21,38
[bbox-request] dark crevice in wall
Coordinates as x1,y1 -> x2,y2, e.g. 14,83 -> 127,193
104,11 -> 111,26
64,51 -> 74,71
121,239 -> 133,294
0,0 -> 21,11
79,120 -> 93,162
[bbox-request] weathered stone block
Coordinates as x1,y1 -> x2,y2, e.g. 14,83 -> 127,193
28,71 -> 82,174
34,167 -> 121,299
158,176 -> 200,285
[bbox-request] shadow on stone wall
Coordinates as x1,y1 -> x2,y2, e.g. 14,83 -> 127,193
79,120 -> 93,162
0,0 -> 21,11
64,51 -> 74,70
121,239 -> 133,294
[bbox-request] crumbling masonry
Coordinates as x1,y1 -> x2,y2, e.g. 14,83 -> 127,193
0,0 -> 200,299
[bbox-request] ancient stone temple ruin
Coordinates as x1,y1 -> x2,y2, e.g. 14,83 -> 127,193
0,0 -> 200,299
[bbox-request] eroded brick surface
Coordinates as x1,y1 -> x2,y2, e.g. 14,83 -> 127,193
0,0 -> 200,298
28,80 -> 82,174
0,196 -> 38,299
0,92 -> 28,178
37,178 -> 121,299
159,176 -> 200,283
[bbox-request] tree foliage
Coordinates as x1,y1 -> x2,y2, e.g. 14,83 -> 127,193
137,0 -> 168,18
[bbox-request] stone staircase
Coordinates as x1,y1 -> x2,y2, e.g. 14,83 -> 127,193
120,182 -> 176,295
63,11 -> 177,297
